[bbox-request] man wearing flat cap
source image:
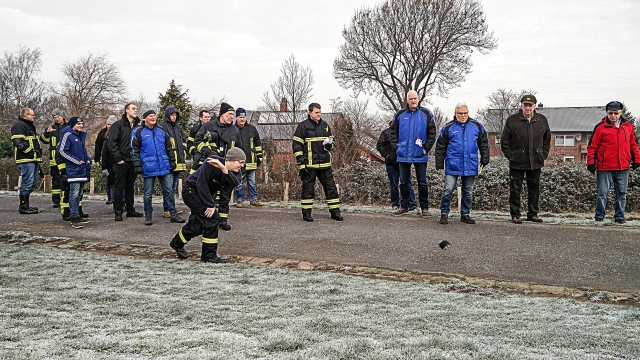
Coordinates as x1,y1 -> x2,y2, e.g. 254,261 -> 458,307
106,102 -> 143,221
587,101 -> 640,224
501,95 -> 551,224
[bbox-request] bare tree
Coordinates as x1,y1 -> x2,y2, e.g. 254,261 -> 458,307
0,46 -> 47,123
191,96 -> 227,126
431,106 -> 448,134
333,95 -> 387,154
262,54 -> 314,122
477,89 -> 537,133
334,0 -> 497,112
56,53 -> 127,119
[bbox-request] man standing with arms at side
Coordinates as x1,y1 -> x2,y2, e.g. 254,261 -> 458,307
435,102 -> 489,225
389,90 -> 436,218
292,103 -> 343,222
39,108 -> 67,208
194,103 -> 242,230
11,107 -> 43,214
131,110 -> 184,225
158,106 -> 186,218
376,120 -> 417,211
501,95 -> 551,224
587,101 -> 640,224
106,102 -> 143,221
187,110 -> 211,173
233,107 -> 263,207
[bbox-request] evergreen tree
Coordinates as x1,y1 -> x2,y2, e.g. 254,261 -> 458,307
158,80 -> 193,133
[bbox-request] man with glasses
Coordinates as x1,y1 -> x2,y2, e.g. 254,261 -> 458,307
587,101 -> 640,224
501,95 -> 551,224
11,108 -> 43,214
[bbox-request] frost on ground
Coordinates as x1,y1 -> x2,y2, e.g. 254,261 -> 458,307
1,242 -> 639,360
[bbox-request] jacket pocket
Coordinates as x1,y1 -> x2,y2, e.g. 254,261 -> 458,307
396,142 -> 408,158
511,149 -> 526,164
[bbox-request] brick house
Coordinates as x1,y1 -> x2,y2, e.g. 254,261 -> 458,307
486,106 -> 610,162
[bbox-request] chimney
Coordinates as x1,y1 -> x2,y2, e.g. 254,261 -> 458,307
280,98 -> 288,112
538,103 -> 544,108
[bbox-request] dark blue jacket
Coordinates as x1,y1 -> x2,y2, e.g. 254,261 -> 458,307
390,107 -> 436,163
435,118 -> 489,176
57,127 -> 91,182
131,125 -> 174,178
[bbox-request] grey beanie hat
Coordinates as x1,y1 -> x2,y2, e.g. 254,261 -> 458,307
225,147 -> 246,162
106,115 -> 117,125
52,108 -> 62,117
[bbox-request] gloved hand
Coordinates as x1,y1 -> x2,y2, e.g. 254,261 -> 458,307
323,137 -> 334,151
587,164 -> 596,174
102,169 -> 109,176
633,163 -> 640,170
134,166 -> 144,175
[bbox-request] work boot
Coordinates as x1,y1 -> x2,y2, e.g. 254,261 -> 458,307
201,243 -> 226,263
525,215 -> 543,223
331,212 -> 343,221
235,202 -> 244,208
460,215 -> 475,224
144,216 -> 153,226
106,193 -> 113,205
79,206 -> 89,218
52,194 -> 60,208
391,208 -> 409,216
115,212 -> 123,221
70,216 -> 83,229
62,208 -> 71,221
303,213 -> 313,222
615,218 -> 626,224
421,209 -> 431,218
170,214 -> 185,223
219,222 -> 231,231
439,214 -> 448,224
25,194 -> 41,213
169,235 -> 189,259
18,195 -> 38,214
164,210 -> 183,218
511,216 -> 522,224
250,200 -> 262,207
126,210 -> 144,217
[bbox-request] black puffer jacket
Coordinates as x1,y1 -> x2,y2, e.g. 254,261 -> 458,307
376,127 -> 397,165
501,110 -> 551,170
106,114 -> 140,164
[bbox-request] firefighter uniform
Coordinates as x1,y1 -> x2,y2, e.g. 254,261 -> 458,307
187,121 -> 205,174
40,116 -> 67,207
292,115 -> 342,221
169,155 -> 242,262
10,114 -> 43,214
193,114 -> 242,228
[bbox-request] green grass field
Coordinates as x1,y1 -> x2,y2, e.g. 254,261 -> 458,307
1,242 -> 639,359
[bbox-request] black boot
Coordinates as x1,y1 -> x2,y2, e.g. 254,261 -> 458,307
18,195 -> 38,214
70,216 -> 83,229
331,212 -> 344,221
52,194 -> 60,208
201,243 -> 226,263
115,212 -> 123,221
25,194 -> 41,213
62,207 -> 71,221
302,212 -> 313,222
79,205 -> 89,219
219,221 -> 231,231
169,235 -> 189,259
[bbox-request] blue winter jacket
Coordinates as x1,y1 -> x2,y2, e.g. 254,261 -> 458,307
130,125 -> 174,178
390,107 -> 437,163
57,127 -> 91,183
435,118 -> 490,177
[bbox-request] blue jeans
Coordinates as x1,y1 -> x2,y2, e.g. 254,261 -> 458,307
17,163 -> 39,195
69,182 -> 84,217
595,170 -> 629,220
235,169 -> 258,202
144,174 -> 176,217
399,162 -> 429,210
386,164 -> 416,208
440,175 -> 475,216
163,172 -> 181,212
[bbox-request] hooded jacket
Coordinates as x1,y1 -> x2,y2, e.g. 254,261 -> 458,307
131,123 -> 175,178
158,106 -> 187,172
587,116 -> 640,171
292,116 -> 335,170
435,117 -> 489,176
106,114 -> 141,164
500,110 -> 551,170
234,121 -> 262,171
40,120 -> 68,166
193,117 -> 242,170
390,107 -> 436,163
57,126 -> 91,182
11,117 -> 43,164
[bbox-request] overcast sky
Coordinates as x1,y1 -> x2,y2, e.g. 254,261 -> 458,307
2,0 -> 639,119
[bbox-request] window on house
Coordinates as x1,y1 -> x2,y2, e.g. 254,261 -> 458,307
494,135 -> 501,145
555,135 -> 575,146
564,156 -> 575,162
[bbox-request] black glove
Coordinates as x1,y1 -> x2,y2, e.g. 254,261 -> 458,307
256,159 -> 262,167
587,164 -> 596,174
633,163 -> 640,170
134,166 -> 144,175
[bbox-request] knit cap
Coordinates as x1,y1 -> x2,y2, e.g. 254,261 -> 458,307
106,115 -> 117,125
225,147 -> 246,162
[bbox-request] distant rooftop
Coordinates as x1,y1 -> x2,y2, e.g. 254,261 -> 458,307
485,106 -> 607,133
249,111 -> 341,140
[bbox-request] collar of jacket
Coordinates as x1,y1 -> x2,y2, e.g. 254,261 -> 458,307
603,116 -> 627,126
216,118 -> 231,127
518,109 -> 538,122
18,117 -> 36,127
306,115 -> 322,124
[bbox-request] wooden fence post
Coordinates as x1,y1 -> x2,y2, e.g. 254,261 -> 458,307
18,176 -> 22,191
284,182 -> 289,205
44,175 -> 52,193
90,178 -> 95,196
457,186 -> 462,210
177,179 -> 182,200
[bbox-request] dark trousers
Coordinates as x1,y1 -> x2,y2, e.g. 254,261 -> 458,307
177,188 -> 220,244
50,165 -> 61,205
300,168 -> 340,215
113,162 -> 137,213
509,168 -> 541,217
218,187 -> 232,222
60,173 -> 70,217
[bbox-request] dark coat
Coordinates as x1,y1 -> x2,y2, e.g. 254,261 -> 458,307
234,122 -> 262,171
193,118 -> 242,170
94,127 -> 108,163
11,117 -> 42,164
292,116 -> 335,169
376,127 -> 397,165
158,106 -> 187,172
500,110 -> 551,170
40,120 -> 68,166
106,114 -> 141,164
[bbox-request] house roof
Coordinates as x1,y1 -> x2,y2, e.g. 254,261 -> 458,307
485,106 -> 607,133
250,111 -> 341,140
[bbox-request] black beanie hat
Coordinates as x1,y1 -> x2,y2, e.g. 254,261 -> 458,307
142,110 -> 156,119
219,103 -> 234,116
